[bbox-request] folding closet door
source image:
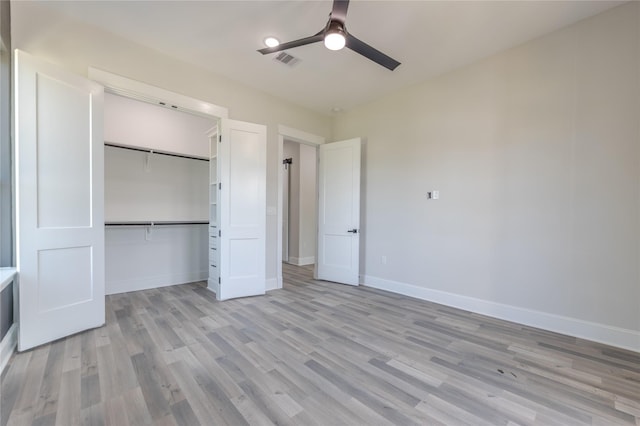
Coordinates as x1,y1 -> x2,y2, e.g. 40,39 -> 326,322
15,50 -> 105,351
217,118 -> 266,300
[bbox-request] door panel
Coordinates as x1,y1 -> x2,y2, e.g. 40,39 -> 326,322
218,119 -> 266,300
16,50 -> 105,350
37,246 -> 93,311
36,74 -> 92,227
317,138 -> 361,285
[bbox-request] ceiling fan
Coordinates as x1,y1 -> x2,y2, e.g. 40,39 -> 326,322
257,0 -> 401,71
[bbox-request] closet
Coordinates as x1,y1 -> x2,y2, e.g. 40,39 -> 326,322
15,52 -> 268,350
104,93 -> 214,294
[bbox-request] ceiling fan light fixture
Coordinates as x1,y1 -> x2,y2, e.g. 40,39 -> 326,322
324,21 -> 346,50
256,0 -> 401,70
264,37 -> 280,48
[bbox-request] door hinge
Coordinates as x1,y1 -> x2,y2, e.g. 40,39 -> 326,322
218,277 -> 220,284
218,230 -> 221,237
219,182 -> 221,190
219,135 -> 222,142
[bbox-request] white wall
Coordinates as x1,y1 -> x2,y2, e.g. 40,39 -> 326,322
334,3 -> 640,351
297,143 -> 317,264
104,146 -> 209,222
105,225 -> 208,295
104,93 -> 214,158
10,2 -> 332,285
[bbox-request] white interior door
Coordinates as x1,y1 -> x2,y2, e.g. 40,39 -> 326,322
15,50 -> 105,351
317,138 -> 361,285
218,118 -> 266,300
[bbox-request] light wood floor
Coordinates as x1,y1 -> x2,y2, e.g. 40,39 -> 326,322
2,263 -> 639,425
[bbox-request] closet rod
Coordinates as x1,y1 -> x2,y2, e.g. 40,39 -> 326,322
105,221 -> 209,227
104,142 -> 209,162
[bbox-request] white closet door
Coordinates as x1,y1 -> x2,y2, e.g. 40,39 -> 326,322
15,50 -> 105,351
317,138 -> 361,285
218,118 -> 266,300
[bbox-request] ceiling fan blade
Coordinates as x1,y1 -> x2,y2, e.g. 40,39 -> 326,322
258,31 -> 324,54
345,33 -> 401,71
331,0 -> 350,23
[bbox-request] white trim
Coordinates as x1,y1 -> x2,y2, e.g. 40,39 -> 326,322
277,135 -> 284,290
266,278 -> 278,292
88,68 -> 228,119
0,324 -> 17,374
278,125 -> 325,146
287,256 -> 315,266
362,275 -> 640,353
0,267 -> 16,292
106,271 -> 208,295
277,127 -> 325,291
207,279 -> 217,296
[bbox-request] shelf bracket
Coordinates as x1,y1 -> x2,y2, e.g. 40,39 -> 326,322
144,150 -> 154,172
145,224 -> 153,241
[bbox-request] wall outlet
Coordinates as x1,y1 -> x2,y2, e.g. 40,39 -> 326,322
427,190 -> 440,200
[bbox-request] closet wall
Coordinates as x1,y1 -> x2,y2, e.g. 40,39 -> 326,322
104,93 -> 215,294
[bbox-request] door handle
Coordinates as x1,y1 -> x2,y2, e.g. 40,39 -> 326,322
347,229 -> 358,234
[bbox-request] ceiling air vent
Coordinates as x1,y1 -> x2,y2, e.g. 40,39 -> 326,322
273,51 -> 300,67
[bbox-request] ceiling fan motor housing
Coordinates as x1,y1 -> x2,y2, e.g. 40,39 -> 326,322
325,20 -> 347,50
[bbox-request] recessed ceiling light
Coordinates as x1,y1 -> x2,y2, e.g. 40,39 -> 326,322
264,37 -> 280,48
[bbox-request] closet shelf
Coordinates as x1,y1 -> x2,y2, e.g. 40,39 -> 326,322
105,220 -> 209,227
105,142 -> 209,162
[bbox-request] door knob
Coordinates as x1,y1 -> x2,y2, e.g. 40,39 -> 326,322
347,229 -> 358,234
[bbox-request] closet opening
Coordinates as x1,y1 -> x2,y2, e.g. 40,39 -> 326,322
103,92 -> 216,295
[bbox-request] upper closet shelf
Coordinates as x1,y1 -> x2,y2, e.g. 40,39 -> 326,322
105,142 -> 209,162
105,220 -> 209,227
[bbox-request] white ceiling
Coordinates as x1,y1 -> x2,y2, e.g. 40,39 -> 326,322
38,0 -> 624,115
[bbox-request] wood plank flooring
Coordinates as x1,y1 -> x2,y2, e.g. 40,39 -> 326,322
2,263 -> 639,425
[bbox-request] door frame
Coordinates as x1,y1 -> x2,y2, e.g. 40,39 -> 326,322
88,69 -> 228,294
88,68 -> 228,121
276,125 -> 324,289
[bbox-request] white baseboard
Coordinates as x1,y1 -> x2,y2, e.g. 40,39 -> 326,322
1,324 -> 17,374
266,277 -> 279,292
206,278 -> 217,296
362,275 -> 640,353
106,271 -> 208,295
287,256 -> 315,266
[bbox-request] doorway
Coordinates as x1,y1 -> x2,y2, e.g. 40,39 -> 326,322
276,126 -> 325,289
282,139 -> 318,267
